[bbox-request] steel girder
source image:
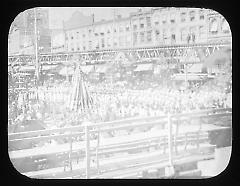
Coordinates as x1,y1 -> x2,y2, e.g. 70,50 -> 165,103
8,42 -> 231,67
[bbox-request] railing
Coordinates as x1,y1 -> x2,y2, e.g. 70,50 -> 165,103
8,108 -> 232,178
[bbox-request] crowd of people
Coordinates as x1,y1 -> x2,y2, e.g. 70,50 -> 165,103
8,68 -> 232,133
86,81 -> 232,123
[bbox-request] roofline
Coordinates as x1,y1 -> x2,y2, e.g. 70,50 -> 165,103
64,17 -> 130,31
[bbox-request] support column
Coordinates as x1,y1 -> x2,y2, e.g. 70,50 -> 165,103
85,124 -> 90,179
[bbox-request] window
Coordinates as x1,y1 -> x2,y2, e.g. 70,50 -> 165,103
140,17 -> 144,28
133,24 -> 137,30
140,32 -> 144,42
181,12 -> 186,22
147,31 -> 152,42
133,32 -> 138,45
82,34 -> 85,38
119,26 -> 124,32
162,14 -> 167,24
83,46 -> 86,51
146,17 -> 151,27
119,36 -> 124,46
155,30 -> 160,40
89,41 -> 92,50
107,37 -> 111,47
171,28 -> 176,43
199,10 -> 205,20
221,19 -> 230,33
126,26 -> 130,31
209,18 -> 218,34
163,29 -> 167,39
101,38 -> 105,48
181,28 -> 187,41
71,36 -> 74,40
199,26 -> 206,39
126,35 -> 131,45
153,15 -> 159,26
170,13 -> 176,23
189,11 -> 195,21
113,37 -> 118,46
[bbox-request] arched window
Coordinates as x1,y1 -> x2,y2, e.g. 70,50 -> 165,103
209,18 -> 218,33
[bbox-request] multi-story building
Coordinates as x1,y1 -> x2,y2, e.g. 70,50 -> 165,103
64,13 -> 132,52
8,8 -> 51,55
51,29 -> 66,53
62,8 -> 231,54
207,9 -> 231,43
133,7 -> 209,46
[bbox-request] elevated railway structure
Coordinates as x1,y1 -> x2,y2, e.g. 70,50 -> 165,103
8,108 -> 232,179
8,42 -> 231,68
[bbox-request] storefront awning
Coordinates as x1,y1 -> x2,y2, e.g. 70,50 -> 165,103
80,65 -> 94,74
134,64 -> 153,72
172,74 -> 207,81
187,63 -> 203,73
95,65 -> 112,73
18,65 -> 35,72
42,65 -> 58,71
58,66 -> 74,76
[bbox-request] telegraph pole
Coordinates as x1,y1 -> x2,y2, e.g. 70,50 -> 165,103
34,8 -> 39,83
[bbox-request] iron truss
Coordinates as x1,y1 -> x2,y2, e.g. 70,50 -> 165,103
8,42 -> 231,67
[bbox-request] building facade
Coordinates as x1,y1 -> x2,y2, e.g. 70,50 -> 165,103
64,14 -> 132,52
62,8 -> 231,54
207,9 -> 231,43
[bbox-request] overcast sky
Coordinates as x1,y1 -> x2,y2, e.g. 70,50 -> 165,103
44,7 -> 151,29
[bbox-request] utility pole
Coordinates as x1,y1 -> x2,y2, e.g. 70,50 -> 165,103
34,8 -> 39,83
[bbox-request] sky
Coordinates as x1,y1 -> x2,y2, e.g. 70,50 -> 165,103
43,7 -> 152,29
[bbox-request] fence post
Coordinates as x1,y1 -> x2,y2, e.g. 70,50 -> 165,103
69,130 -> 73,172
166,113 -> 175,177
85,124 -> 90,179
167,113 -> 173,166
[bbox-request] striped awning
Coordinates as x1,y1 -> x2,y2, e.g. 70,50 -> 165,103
42,65 -> 58,71
187,63 -> 203,73
18,65 -> 35,72
172,74 -> 206,81
80,65 -> 94,74
134,64 -> 153,71
95,65 -> 111,73
58,66 -> 75,76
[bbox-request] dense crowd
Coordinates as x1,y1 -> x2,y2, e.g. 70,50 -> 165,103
8,72 -> 232,133
87,82 -> 232,123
